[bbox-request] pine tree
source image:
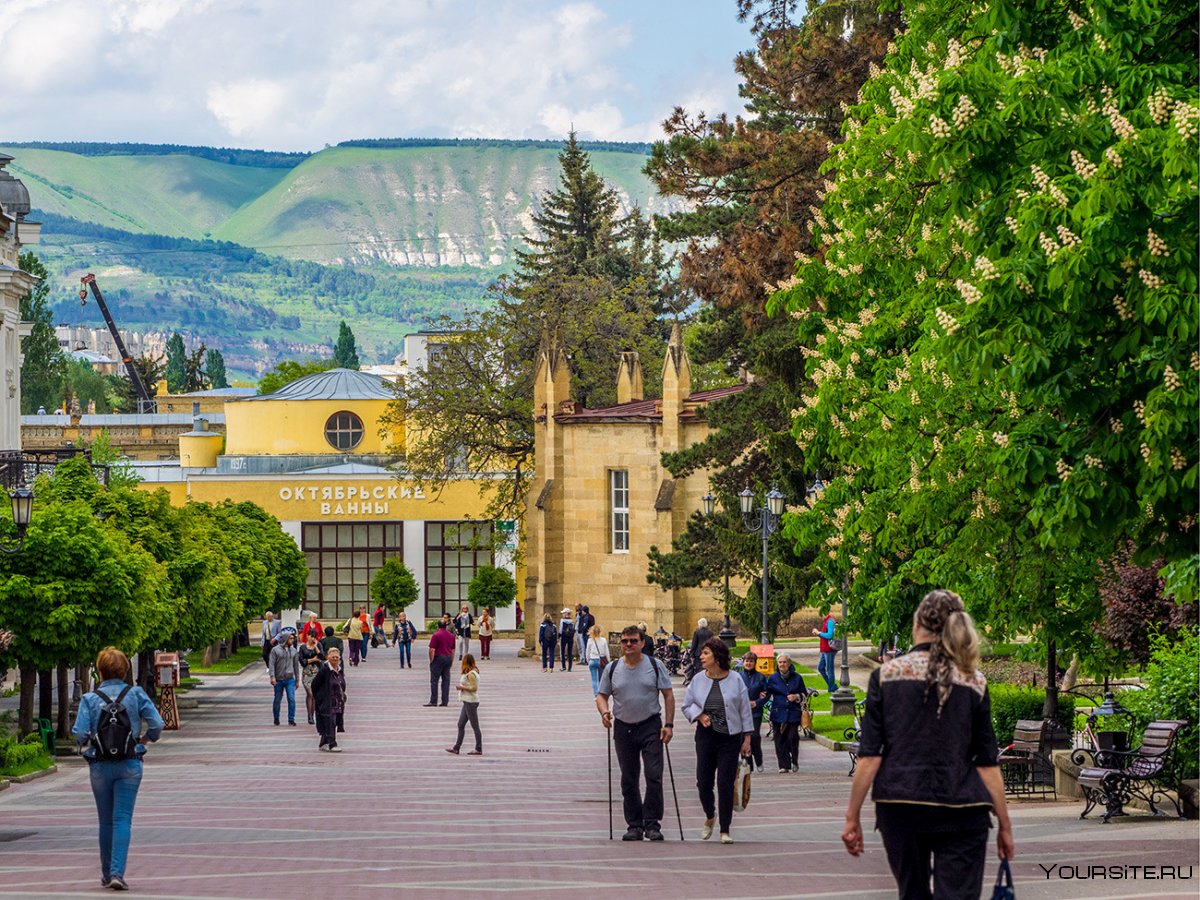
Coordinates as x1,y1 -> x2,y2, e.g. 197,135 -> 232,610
205,349 -> 229,389
16,252 -> 65,414
332,321 -> 360,369
163,333 -> 187,393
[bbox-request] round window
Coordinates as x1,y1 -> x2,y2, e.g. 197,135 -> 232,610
324,411 -> 364,451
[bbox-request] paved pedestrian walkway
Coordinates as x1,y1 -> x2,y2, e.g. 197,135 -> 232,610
0,640 -> 1195,898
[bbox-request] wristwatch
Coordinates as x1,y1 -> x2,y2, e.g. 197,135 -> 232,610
663,723 -> 674,729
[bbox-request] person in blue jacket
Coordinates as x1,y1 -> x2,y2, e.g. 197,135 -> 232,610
766,653 -> 808,773
739,651 -> 769,772
72,646 -> 165,892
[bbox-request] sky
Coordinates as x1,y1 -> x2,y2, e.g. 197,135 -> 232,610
2,0 -> 756,151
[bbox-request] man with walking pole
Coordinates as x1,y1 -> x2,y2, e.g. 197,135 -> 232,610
597,624 -> 676,842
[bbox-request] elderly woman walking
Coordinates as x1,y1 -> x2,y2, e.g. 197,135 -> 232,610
682,637 -> 753,844
312,648 -> 347,752
766,653 -> 808,773
843,589 -> 1014,899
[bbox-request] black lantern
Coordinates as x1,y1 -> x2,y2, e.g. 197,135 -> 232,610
0,486 -> 33,555
701,491 -> 716,516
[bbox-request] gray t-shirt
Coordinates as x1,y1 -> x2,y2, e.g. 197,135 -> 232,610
598,655 -> 673,724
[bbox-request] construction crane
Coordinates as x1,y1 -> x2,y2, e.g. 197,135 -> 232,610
79,274 -> 157,414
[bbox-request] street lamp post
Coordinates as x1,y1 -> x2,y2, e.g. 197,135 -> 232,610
701,491 -> 741,649
0,486 -> 34,554
714,487 -> 783,645
804,476 -> 856,715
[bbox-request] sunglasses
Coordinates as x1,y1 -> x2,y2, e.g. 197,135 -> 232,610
619,638 -> 641,645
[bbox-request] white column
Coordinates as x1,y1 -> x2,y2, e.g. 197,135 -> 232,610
403,519 -> 426,626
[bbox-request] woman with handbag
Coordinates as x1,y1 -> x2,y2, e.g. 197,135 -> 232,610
311,648 -> 346,752
681,637 -> 752,844
343,613 -> 364,666
842,589 -> 1014,900
298,630 -> 326,725
765,654 -> 808,773
584,624 -> 609,696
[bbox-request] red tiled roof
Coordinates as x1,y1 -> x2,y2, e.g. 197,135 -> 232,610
557,382 -> 748,422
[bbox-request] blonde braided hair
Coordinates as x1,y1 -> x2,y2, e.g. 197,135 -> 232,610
914,589 -> 980,716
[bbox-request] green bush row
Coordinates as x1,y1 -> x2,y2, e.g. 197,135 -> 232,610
0,733 -> 48,771
989,685 -> 1076,746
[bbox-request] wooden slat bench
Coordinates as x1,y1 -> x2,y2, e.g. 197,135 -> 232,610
999,719 -> 1056,799
1078,719 -> 1188,823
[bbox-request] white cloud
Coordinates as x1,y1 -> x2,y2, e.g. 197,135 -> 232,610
0,0 -> 746,149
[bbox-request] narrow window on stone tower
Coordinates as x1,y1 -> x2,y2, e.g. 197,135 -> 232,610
610,469 -> 629,553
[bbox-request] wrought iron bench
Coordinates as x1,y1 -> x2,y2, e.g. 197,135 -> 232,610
844,700 -> 866,776
1077,720 -> 1188,822
999,719 -> 1056,799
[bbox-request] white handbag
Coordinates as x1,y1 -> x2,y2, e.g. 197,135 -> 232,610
733,757 -> 752,811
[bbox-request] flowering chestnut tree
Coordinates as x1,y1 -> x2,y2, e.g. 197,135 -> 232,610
773,0 -> 1198,654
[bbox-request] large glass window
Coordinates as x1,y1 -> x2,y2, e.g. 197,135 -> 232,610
425,521 -> 494,619
325,411 -> 365,451
301,522 -> 403,622
610,469 -> 629,553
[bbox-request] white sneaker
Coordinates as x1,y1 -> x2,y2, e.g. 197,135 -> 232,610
328,746 -> 343,753
720,833 -> 734,844
700,819 -> 714,840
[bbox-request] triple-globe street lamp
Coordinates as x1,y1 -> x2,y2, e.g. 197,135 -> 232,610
702,486 -> 785,646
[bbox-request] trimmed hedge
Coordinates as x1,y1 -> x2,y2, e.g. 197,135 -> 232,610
989,685 -> 1075,746
0,733 -> 50,775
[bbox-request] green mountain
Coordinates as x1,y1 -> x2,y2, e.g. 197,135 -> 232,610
0,141 -> 673,379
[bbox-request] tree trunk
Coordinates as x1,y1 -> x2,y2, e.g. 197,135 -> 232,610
56,666 -> 69,740
37,669 -> 52,722
137,650 -> 157,703
18,665 -> 35,736
1041,640 -> 1058,720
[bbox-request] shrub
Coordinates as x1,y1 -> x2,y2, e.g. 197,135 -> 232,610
988,685 -> 1076,746
0,733 -> 50,773
467,565 -> 517,610
1119,627 -> 1199,781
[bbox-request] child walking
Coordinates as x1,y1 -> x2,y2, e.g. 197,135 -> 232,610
445,654 -> 482,755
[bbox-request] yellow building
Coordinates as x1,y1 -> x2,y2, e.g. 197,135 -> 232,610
524,326 -> 746,640
129,337 -> 517,628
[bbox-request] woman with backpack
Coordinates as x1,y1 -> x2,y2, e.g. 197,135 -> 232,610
538,613 -> 557,672
72,646 -> 164,892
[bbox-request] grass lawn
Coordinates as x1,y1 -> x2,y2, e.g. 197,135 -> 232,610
808,688 -> 865,712
809,713 -> 857,741
190,645 -> 261,674
0,752 -> 54,778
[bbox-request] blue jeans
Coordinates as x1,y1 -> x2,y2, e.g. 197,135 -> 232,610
89,758 -> 143,878
360,636 -> 369,659
818,650 -> 838,692
589,658 -> 602,695
541,642 -> 555,669
398,641 -> 412,667
273,678 -> 296,723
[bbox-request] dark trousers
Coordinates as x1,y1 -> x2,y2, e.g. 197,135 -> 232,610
559,635 -> 573,670
613,715 -> 664,830
479,636 -> 492,659
540,642 -> 555,669
773,720 -> 801,769
745,719 -> 764,768
878,824 -> 989,900
695,727 -> 741,833
429,655 -> 451,704
454,703 -> 482,752
317,712 -> 338,748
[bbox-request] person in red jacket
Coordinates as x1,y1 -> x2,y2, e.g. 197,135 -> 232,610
372,603 -> 389,648
299,611 -> 323,644
812,612 -> 838,692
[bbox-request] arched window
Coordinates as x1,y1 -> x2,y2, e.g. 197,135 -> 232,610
324,411 -> 364,451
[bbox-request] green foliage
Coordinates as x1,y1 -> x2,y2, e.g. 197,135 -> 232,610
0,732 -> 51,776
205,349 -> 229,389
370,559 -> 419,612
163,333 -> 186,392
392,136 -> 671,526
989,685 -> 1076,746
1119,628 -> 1199,781
58,358 -> 117,414
467,565 -> 517,610
773,0 -> 1198,666
332,321 -> 360,369
80,430 -> 141,489
16,252 -> 66,415
2,141 -> 309,167
258,358 -> 336,395
642,0 -> 895,631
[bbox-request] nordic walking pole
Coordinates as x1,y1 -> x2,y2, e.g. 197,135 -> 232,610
664,741 -> 684,841
607,723 -> 614,840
